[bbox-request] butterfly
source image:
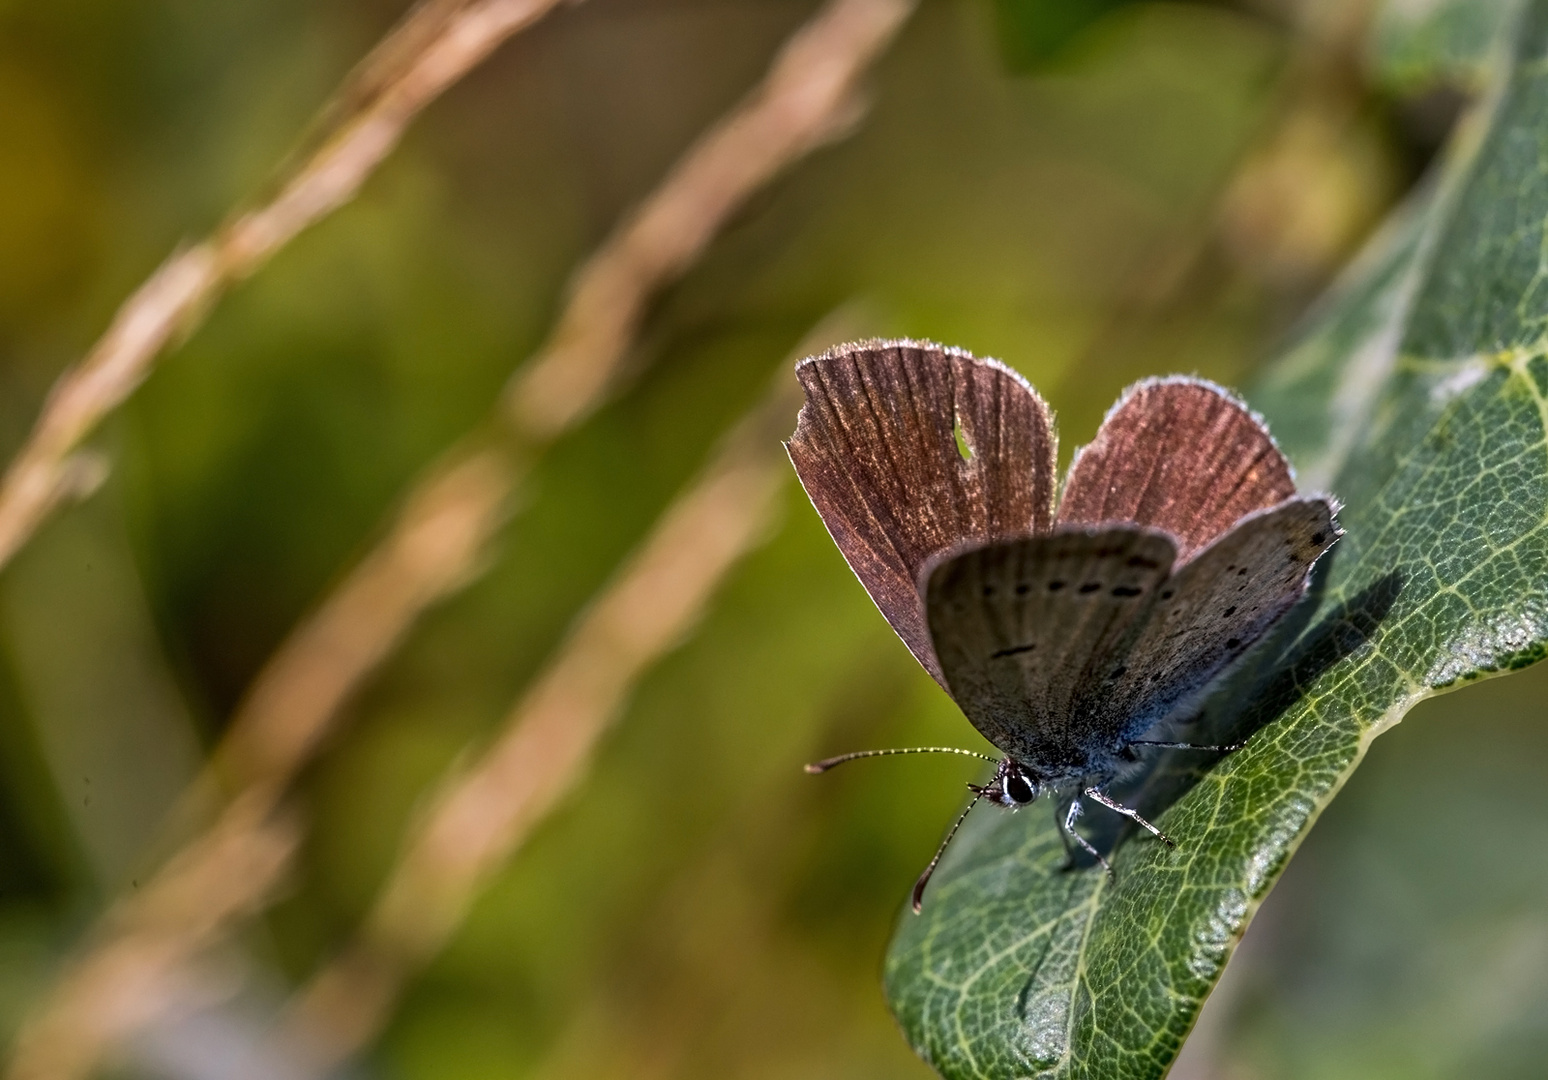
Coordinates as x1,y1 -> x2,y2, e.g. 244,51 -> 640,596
786,340 -> 1339,911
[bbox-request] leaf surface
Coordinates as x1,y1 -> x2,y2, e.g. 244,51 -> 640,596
884,4 -> 1548,1075
1370,0 -> 1521,95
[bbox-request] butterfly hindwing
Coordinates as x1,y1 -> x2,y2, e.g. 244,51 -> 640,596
922,527 -> 1175,772
787,340 -> 1057,687
1081,496 -> 1340,742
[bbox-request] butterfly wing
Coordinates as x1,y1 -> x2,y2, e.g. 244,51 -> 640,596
787,340 -> 1057,687
1057,378 -> 1297,561
921,527 -> 1176,770
1079,496 -> 1340,743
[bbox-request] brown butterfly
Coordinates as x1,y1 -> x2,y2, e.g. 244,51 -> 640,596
787,340 -> 1339,910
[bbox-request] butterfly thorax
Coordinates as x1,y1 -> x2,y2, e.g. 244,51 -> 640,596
998,740 -> 1116,788
951,684 -> 1126,785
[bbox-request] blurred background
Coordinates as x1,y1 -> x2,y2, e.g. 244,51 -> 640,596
0,0 -> 1535,1077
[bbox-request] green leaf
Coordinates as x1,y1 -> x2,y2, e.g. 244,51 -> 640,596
1370,0 -> 1522,95
883,2 -> 1548,1075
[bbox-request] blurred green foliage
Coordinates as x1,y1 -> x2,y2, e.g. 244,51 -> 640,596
3,0 -> 1524,1078
988,0 -> 1141,70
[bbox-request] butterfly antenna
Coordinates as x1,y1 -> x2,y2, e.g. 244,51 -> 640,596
912,787 -> 988,914
804,746 -> 997,774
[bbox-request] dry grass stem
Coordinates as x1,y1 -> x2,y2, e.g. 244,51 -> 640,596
6,793 -> 298,1080
282,372 -> 804,1074
220,0 -> 570,271
0,0 -> 568,573
3,0 -> 914,1073
0,247 -> 216,568
216,447 -> 513,799
210,0 -> 910,809
216,0 -> 909,810
505,0 -> 916,440
2,446 -> 513,1080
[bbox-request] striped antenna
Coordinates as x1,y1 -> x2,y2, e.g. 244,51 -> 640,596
911,787 -> 989,913
804,746 -> 997,774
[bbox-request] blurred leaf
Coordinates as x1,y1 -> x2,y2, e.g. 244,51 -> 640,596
1212,659 -> 1548,1079
989,0 -> 1141,71
1370,0 -> 1523,94
884,2 -> 1548,1075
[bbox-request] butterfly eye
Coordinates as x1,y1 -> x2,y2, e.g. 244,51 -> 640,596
1005,772 -> 1036,805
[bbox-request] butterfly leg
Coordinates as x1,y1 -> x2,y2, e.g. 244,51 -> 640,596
1083,787 -> 1175,849
1061,796 -> 1114,880
1053,794 -> 1078,869
1128,739 -> 1245,752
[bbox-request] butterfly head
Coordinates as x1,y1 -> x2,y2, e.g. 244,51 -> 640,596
972,758 -> 1040,808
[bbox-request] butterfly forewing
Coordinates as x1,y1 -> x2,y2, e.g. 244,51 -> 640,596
1080,496 -> 1340,743
787,340 -> 1057,686
922,527 -> 1175,771
1057,379 -> 1296,561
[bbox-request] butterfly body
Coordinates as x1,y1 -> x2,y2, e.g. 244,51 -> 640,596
788,340 -> 1339,905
